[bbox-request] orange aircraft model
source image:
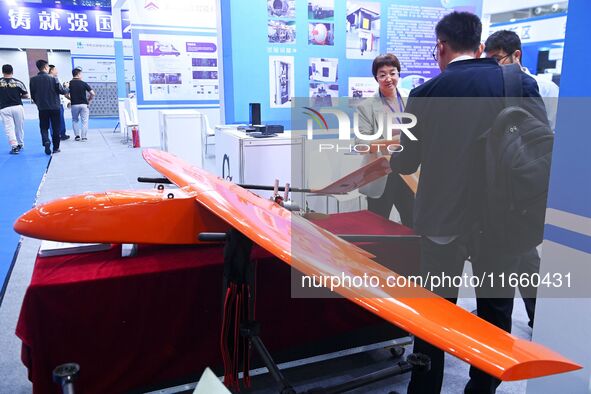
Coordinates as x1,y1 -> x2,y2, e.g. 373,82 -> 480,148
14,149 -> 581,387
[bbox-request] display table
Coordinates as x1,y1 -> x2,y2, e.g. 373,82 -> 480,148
214,126 -> 305,206
16,211 -> 418,393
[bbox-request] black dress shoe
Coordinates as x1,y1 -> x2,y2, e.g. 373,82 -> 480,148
44,142 -> 51,155
52,149 -> 61,153
60,135 -> 71,141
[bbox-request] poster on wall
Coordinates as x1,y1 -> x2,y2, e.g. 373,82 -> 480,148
309,57 -> 339,106
308,0 -> 334,21
268,20 -> 296,44
138,33 -> 219,101
348,77 -> 378,99
386,0 -> 479,84
72,58 -> 135,83
267,0 -> 296,18
309,83 -> 338,107
308,22 -> 335,46
269,56 -> 294,108
309,57 -> 338,83
345,1 -> 381,59
225,0 -> 483,126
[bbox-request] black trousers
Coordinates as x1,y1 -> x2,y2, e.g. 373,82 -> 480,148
367,172 -> 414,227
39,109 -> 61,151
518,248 -> 540,327
406,236 -> 536,394
465,246 -> 538,393
50,106 -> 67,137
407,236 -> 468,394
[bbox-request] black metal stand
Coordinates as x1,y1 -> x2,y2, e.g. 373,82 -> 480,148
239,318 -> 429,394
240,321 -> 296,394
215,228 -> 431,393
52,363 -> 80,394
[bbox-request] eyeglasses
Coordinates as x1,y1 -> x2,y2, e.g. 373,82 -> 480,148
431,40 -> 446,61
490,52 -> 514,64
377,71 -> 399,81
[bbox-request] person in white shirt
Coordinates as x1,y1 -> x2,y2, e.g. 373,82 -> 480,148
485,29 -> 560,129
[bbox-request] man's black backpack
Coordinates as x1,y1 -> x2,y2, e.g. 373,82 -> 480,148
483,64 -> 554,254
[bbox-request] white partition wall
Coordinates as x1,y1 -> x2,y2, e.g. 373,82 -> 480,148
129,0 -> 223,147
159,110 -> 205,169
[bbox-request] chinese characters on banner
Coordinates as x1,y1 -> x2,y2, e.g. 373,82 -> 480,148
1,4 -> 129,38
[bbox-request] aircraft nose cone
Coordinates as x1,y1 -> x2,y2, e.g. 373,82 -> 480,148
13,193 -> 109,241
13,207 -> 44,238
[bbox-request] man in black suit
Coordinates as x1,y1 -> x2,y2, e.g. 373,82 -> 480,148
390,11 -> 547,394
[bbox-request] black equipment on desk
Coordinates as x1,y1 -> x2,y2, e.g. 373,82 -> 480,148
249,124 -> 285,138
249,103 -> 261,126
250,125 -> 277,138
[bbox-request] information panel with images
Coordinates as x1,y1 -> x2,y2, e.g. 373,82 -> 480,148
223,0 -> 482,127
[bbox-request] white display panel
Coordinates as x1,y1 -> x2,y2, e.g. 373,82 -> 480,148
159,110 -> 205,169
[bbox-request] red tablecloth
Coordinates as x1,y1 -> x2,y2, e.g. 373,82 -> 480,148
16,211 -> 418,393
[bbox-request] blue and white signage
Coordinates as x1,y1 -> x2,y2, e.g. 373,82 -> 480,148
490,15 -> 567,44
0,4 -> 115,38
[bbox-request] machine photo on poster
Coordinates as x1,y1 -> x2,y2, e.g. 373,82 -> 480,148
267,0 -> 296,18
308,0 -> 335,21
346,1 -> 380,59
309,83 -> 338,107
308,22 -> 334,46
348,76 -> 379,100
149,73 -> 166,84
192,58 -> 218,67
398,74 -> 431,91
268,20 -> 296,44
269,56 -> 294,108
309,57 -> 338,83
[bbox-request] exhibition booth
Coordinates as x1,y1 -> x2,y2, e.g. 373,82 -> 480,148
1,0 -> 590,393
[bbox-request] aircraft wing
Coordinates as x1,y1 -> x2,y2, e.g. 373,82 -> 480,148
310,155 -> 391,195
143,148 -> 580,381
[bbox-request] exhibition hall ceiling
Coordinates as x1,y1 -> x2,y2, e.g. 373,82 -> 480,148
490,1 -> 567,23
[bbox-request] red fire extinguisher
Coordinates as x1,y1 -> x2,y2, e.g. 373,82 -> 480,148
131,126 -> 140,148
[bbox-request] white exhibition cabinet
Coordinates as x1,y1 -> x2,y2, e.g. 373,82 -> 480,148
159,110 -> 206,168
215,126 -> 305,207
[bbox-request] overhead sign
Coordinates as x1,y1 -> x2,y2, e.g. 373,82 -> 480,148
490,15 -> 567,44
0,3 -> 115,38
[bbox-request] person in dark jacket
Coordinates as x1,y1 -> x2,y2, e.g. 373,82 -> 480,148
389,11 -> 548,394
29,59 -> 68,155
48,65 -> 71,141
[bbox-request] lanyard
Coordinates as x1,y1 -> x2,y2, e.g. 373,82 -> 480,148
379,89 -> 405,113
